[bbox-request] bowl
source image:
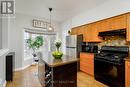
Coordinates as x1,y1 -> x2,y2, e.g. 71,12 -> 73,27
52,51 -> 63,59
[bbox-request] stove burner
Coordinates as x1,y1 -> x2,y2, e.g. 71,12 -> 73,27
95,46 -> 129,65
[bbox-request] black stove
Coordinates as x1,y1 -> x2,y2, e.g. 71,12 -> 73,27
95,46 -> 129,65
94,46 -> 129,87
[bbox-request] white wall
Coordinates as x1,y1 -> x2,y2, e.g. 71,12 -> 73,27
2,17 -> 10,49
9,13 -> 62,70
61,0 -> 130,54
0,50 -> 9,87
0,54 -> 6,87
0,17 -> 2,49
0,16 -> 10,87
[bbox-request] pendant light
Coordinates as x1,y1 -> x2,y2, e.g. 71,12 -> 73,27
48,8 -> 54,31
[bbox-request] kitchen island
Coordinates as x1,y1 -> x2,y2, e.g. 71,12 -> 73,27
38,52 -> 78,87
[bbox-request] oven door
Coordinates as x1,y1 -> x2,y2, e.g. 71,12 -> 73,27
94,59 -> 125,87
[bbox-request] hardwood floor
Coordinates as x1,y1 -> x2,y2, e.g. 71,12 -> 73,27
6,66 -> 108,87
77,72 -> 108,87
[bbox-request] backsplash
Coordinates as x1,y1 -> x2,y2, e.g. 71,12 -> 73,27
98,36 -> 130,50
98,36 -> 127,46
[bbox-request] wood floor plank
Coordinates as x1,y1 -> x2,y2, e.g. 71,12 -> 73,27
6,66 -> 108,87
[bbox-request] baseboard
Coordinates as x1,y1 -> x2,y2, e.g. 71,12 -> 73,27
14,64 -> 31,71
3,80 -> 6,87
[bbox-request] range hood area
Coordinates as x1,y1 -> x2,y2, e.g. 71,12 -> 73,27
98,29 -> 126,37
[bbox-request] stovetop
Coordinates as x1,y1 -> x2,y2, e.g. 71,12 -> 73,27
94,46 -> 129,65
95,53 -> 126,64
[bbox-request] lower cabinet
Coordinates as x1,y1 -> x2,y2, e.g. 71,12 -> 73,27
80,53 -> 94,76
125,60 -> 130,87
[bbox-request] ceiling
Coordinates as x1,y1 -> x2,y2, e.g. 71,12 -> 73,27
16,0 -> 110,22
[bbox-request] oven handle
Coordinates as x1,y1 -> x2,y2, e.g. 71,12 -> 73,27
94,58 -> 122,66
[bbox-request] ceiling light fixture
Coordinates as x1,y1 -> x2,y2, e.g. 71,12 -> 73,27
48,8 -> 54,31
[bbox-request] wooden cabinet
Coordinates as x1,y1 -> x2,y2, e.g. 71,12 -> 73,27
98,15 -> 127,32
83,23 -> 102,42
98,19 -> 110,32
70,12 -> 129,42
71,26 -> 84,35
75,26 -> 84,35
71,28 -> 78,35
38,56 -> 77,87
80,53 -> 94,76
110,15 -> 127,30
91,23 -> 102,42
83,24 -> 91,42
125,60 -> 130,87
127,13 -> 130,41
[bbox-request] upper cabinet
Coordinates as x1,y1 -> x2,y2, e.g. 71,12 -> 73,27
91,23 -> 102,42
98,15 -> 127,32
127,13 -> 130,41
110,15 -> 127,30
85,23 -> 102,42
83,24 -> 91,42
71,28 -> 78,35
70,12 -> 130,42
98,19 -> 111,32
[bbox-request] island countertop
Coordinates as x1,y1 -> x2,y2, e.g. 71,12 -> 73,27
39,52 -> 79,67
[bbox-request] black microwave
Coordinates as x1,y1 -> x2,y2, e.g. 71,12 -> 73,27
82,44 -> 98,53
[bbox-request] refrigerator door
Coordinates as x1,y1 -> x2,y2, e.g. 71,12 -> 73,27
66,35 -> 77,48
66,48 -> 77,58
77,35 -> 83,58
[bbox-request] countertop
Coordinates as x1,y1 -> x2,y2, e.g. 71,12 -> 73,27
125,57 -> 130,61
39,52 -> 79,67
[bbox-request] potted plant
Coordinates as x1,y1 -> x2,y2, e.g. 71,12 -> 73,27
52,41 -> 63,59
26,36 -> 43,59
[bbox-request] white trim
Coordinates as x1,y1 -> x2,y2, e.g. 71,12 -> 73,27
14,64 -> 31,71
0,49 -> 9,57
3,80 -> 6,87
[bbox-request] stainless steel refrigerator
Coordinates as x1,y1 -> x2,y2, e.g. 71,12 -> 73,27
66,35 -> 83,71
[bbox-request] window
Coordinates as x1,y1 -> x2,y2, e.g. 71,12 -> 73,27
24,32 -> 32,59
24,31 -> 56,60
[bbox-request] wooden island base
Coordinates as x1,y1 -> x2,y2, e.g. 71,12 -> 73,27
38,53 -> 78,87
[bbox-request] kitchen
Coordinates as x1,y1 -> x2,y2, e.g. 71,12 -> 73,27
1,0 -> 130,87
37,12 -> 130,87
65,12 -> 130,87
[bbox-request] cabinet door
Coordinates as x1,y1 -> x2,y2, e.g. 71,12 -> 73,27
98,19 -> 110,32
71,28 -> 78,35
78,26 -> 85,35
125,61 -> 130,87
83,24 -> 91,42
91,23 -> 102,42
127,13 -> 130,41
110,15 -> 127,30
80,53 -> 94,76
